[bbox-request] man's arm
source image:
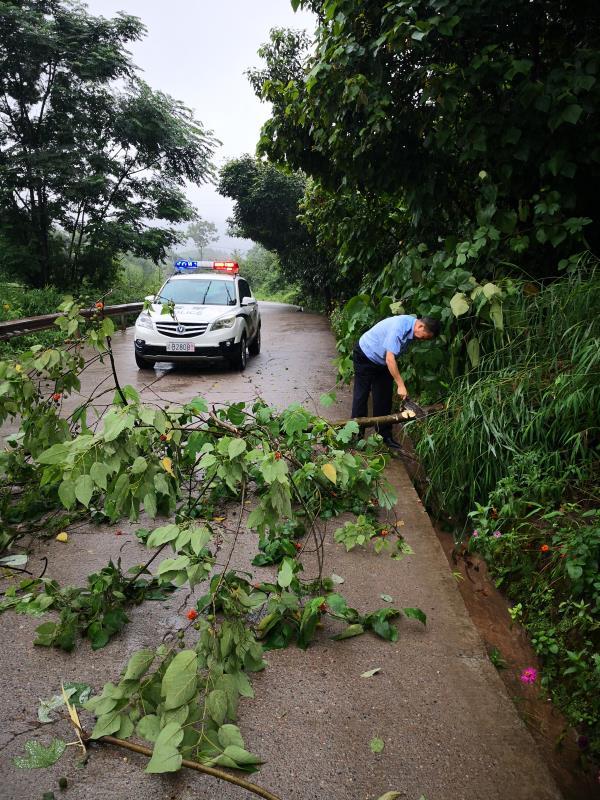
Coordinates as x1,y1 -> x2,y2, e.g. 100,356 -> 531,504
385,351 -> 408,399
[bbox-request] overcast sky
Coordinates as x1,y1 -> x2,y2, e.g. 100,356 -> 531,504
84,0 -> 315,252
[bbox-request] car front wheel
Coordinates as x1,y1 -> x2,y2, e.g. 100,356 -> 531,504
248,326 -> 261,356
230,335 -> 247,371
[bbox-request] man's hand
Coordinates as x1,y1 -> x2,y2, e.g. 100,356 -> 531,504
396,383 -> 408,400
385,351 -> 409,399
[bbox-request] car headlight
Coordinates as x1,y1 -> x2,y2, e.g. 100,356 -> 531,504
136,313 -> 154,330
211,315 -> 236,331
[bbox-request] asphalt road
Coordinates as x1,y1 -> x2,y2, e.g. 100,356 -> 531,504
1,302 -> 561,800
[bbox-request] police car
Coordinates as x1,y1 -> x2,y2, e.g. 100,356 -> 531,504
133,260 -> 261,371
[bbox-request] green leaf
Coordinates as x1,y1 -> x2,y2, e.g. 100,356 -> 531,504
206,689 -> 228,725
466,337 -> 480,368
0,553 -> 28,567
146,524 -> 180,547
123,649 -> 155,681
103,410 -> 134,442
75,474 -> 94,507
380,594 -> 393,603
403,607 -> 427,625
228,438 -> 247,459
450,292 -> 469,317
319,391 -> 336,407
37,443 -> 69,465
336,420 -> 359,443
116,714 -> 134,740
90,462 -> 110,490
144,491 -> 157,518
58,479 -> 76,509
217,724 -> 245,749
222,745 -> 262,766
332,623 -> 365,640
277,557 -> 295,588
145,722 -> 183,773
370,736 -> 385,754
481,282 -> 503,300
376,793 -> 402,800
187,397 -> 208,414
90,709 -> 122,739
131,456 -> 148,475
137,714 -> 161,743
489,301 -> 503,331
161,650 -> 198,710
561,104 -> 582,125
13,738 -> 66,769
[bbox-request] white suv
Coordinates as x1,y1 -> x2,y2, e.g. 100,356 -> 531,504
133,261 -> 261,371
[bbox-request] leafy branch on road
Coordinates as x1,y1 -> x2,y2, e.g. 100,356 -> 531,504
0,301 -> 425,797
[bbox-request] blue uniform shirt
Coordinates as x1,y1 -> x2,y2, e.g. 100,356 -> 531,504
359,315 -> 416,365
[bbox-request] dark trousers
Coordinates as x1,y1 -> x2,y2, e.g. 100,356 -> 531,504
351,344 -> 393,438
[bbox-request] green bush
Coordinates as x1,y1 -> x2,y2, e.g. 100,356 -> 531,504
466,509 -> 600,756
415,269 -> 600,517
414,268 -> 600,757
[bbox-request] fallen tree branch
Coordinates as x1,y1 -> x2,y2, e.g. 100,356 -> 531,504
96,735 -> 283,800
327,402 -> 444,429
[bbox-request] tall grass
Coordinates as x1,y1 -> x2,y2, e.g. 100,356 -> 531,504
415,268 -> 600,521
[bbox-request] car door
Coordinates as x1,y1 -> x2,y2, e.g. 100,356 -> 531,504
238,279 -> 258,337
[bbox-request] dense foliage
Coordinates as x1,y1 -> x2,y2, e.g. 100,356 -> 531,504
252,0 -> 599,377
0,0 -> 217,288
218,156 -> 338,310
411,268 -> 600,756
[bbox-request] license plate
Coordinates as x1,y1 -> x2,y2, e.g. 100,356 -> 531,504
166,342 -> 195,353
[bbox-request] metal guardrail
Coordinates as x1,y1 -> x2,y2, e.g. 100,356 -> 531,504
0,303 -> 143,341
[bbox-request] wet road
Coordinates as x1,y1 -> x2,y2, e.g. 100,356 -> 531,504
68,301 -> 344,417
1,303 -> 561,800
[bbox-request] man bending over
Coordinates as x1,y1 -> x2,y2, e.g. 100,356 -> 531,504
351,315 -> 440,450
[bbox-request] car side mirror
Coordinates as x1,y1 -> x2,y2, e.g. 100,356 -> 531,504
144,294 -> 155,303
241,297 -> 256,306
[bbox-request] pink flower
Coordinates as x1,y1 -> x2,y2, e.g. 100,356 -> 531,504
472,530 -> 479,538
493,530 -> 502,538
519,667 -> 538,685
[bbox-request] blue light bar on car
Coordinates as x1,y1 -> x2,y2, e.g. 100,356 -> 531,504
173,260 -> 214,273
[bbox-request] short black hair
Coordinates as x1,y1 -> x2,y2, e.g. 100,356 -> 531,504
421,316 -> 441,337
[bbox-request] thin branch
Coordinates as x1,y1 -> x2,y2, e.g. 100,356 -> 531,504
96,735 -> 283,800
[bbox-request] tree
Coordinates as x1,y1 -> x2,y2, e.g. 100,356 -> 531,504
239,244 -> 286,298
217,155 -> 340,309
0,0 -> 217,288
253,3 -> 600,284
186,218 -> 218,259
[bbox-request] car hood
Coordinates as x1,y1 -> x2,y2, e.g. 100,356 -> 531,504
147,304 -> 238,323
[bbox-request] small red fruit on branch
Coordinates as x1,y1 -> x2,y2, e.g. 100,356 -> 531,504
95,301 -> 104,310
274,451 -> 282,460
51,393 -> 62,402
186,609 -> 199,621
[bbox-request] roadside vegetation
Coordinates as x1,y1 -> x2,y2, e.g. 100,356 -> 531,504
247,0 -> 600,771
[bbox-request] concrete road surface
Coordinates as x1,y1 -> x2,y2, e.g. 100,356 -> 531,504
0,302 -> 560,800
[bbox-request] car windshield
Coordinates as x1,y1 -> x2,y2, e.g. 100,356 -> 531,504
158,279 -> 237,306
